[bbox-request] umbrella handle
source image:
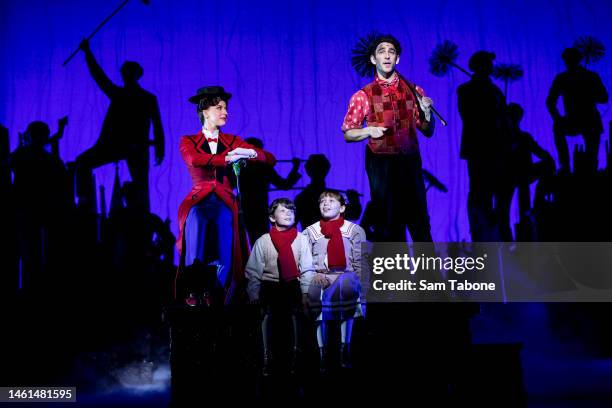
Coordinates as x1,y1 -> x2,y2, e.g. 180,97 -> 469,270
429,105 -> 448,127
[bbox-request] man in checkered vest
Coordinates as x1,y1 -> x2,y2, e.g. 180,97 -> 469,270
342,34 -> 435,242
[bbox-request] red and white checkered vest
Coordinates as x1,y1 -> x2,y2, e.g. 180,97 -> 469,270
362,79 -> 420,155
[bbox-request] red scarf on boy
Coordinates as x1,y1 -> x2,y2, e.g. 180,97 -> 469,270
320,217 -> 346,270
269,227 -> 300,282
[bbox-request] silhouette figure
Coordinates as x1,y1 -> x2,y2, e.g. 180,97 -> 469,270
75,39 -> 164,213
1,124 -> 19,294
9,120 -> 72,291
294,154 -> 362,229
605,137 -> 612,177
239,137 -> 302,244
294,154 -> 330,229
496,103 -> 555,241
457,51 -> 507,241
106,181 -> 175,272
343,189 -> 363,221
546,47 -> 608,173
0,124 -> 10,197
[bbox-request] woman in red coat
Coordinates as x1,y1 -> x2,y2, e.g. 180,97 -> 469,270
177,86 -> 272,304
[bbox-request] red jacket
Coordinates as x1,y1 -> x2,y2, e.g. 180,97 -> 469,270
176,129 -> 272,290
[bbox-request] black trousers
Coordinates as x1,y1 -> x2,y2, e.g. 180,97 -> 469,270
553,126 -> 600,173
466,159 -> 501,242
76,143 -> 150,212
365,147 -> 432,242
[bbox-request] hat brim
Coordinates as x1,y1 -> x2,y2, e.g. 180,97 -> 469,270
188,92 -> 232,104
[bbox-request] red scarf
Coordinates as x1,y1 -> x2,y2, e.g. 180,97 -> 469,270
375,71 -> 399,89
320,217 -> 346,270
269,227 -> 300,282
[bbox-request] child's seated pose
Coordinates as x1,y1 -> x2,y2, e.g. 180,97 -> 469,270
304,190 -> 366,372
245,198 -> 314,376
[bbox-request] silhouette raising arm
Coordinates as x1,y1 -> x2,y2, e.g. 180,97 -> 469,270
48,116 -> 68,159
79,39 -> 118,98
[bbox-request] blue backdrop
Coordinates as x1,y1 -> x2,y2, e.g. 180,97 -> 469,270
2,0 -> 611,240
